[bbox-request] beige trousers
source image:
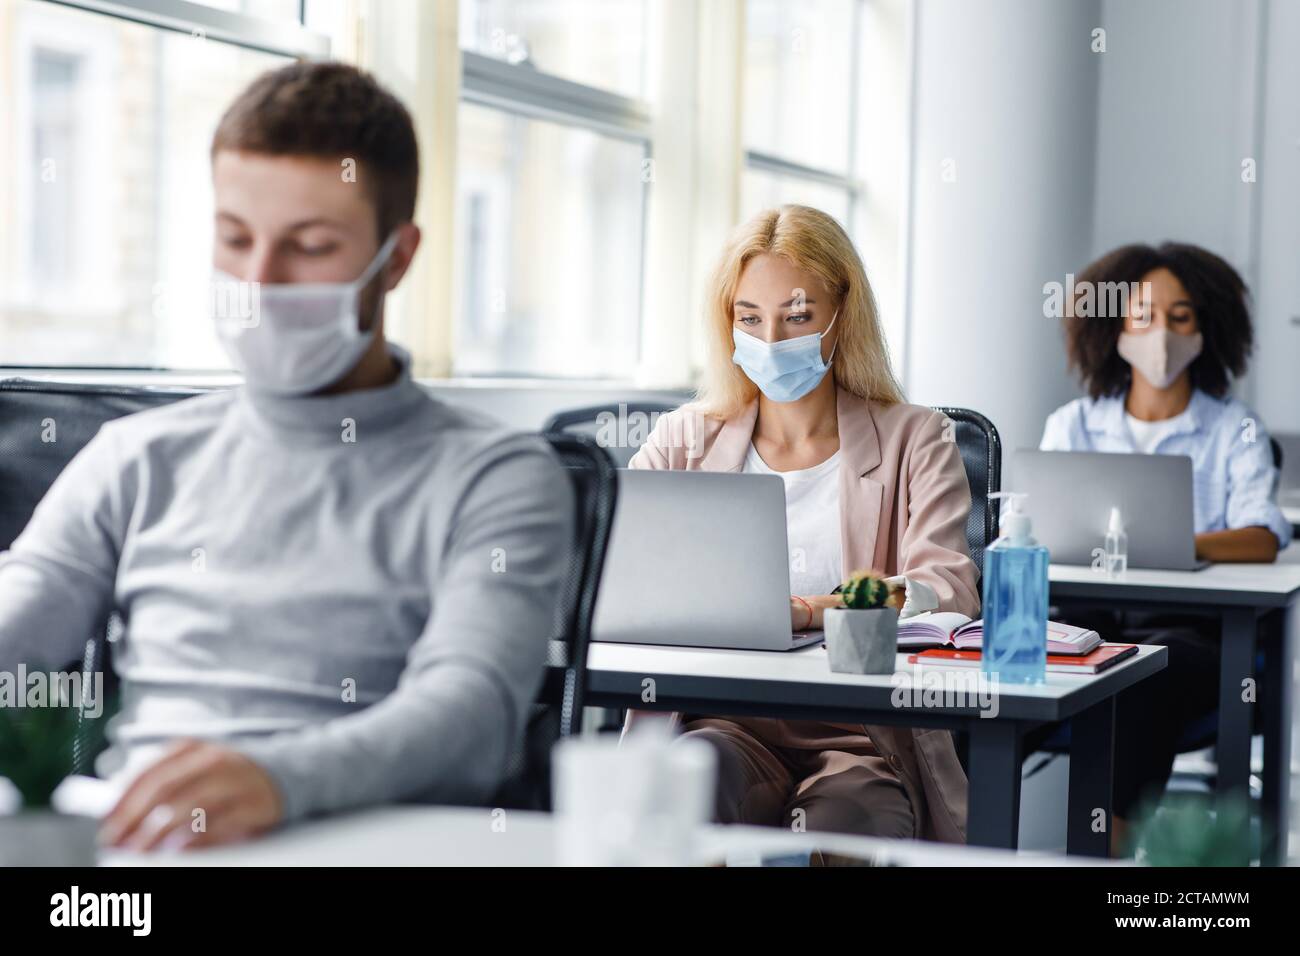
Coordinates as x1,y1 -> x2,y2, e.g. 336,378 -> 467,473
681,716 -> 916,839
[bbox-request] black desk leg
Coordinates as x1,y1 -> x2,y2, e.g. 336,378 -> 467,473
1067,697 -> 1114,858
1216,607 -> 1257,865
1260,608 -> 1293,866
966,720 -> 1023,850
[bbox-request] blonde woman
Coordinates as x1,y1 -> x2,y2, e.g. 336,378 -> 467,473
627,205 -> 979,841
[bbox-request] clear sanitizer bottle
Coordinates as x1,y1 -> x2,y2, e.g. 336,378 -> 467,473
982,492 -> 1049,685
1104,506 -> 1128,579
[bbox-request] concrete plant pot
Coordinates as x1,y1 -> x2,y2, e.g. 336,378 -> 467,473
0,810 -> 99,866
824,607 -> 900,675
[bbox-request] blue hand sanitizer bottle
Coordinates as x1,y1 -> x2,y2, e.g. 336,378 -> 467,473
982,492 -> 1049,685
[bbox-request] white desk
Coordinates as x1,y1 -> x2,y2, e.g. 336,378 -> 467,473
1049,543 -> 1300,864
101,805 -> 1118,867
581,642 -> 1166,856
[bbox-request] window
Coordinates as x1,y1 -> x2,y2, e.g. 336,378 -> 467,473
454,103 -> 645,378
30,49 -> 82,291
1,0 -> 898,384
0,0 -> 328,368
741,0 -> 863,231
453,0 -> 652,379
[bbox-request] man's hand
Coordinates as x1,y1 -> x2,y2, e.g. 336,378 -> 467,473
100,740 -> 284,851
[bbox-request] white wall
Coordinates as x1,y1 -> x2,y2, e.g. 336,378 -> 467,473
1251,0 -> 1300,432
904,0 -> 1100,457
1089,0 -> 1300,430
1091,0 -> 1262,263
423,382 -> 690,430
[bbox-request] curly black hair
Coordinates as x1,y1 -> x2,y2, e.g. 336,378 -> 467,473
1063,242 -> 1253,399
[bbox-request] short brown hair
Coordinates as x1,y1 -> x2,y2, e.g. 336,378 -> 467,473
212,61 -> 419,238
1063,242 -> 1253,400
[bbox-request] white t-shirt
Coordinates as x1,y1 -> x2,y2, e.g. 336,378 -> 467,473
1126,409 -> 1192,455
743,441 -> 844,596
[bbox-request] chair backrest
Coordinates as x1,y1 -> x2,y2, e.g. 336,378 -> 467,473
930,407 -> 1002,578
493,432 -> 618,810
0,378 -> 204,774
542,433 -> 619,736
541,402 -> 679,467
0,379 -> 206,551
544,399 -> 1002,576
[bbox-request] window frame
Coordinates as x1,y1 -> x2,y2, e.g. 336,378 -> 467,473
46,0 -> 328,58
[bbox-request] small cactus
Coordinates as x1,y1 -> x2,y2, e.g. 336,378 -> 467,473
839,569 -> 898,610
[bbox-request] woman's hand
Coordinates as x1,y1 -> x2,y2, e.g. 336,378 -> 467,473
791,580 -> 909,630
1194,527 -> 1279,563
790,594 -> 846,631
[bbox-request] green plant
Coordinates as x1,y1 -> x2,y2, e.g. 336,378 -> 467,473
1131,795 -> 1257,866
0,704 -> 84,810
839,570 -> 898,610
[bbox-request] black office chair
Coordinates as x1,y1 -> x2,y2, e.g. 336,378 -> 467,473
493,433 -> 618,810
542,401 -> 681,467
543,402 -> 683,736
931,407 -> 1002,577
0,378 -> 207,773
545,401 -> 1002,565
925,407 -> 1002,774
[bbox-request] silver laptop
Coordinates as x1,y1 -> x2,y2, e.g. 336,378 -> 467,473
1013,449 -> 1208,571
591,469 -> 824,650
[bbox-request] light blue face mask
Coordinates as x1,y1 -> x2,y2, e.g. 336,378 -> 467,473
732,310 -> 839,403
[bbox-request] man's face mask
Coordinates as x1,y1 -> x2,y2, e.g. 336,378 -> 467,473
1117,327 -> 1203,390
210,233 -> 399,396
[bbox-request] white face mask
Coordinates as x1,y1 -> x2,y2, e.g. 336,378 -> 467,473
210,233 -> 399,396
1117,327 -> 1203,390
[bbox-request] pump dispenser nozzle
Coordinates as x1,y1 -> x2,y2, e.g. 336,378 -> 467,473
988,491 -> 1032,541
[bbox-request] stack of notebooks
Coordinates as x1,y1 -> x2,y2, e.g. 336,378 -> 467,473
898,611 -> 1137,674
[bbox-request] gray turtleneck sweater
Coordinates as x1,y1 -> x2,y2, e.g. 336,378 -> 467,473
0,348 -> 575,821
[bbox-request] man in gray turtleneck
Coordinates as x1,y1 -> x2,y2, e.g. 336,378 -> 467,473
0,63 -> 575,850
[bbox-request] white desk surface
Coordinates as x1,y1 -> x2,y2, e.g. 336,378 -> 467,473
1284,504 -> 1300,528
100,805 -> 1115,867
587,642 -> 1163,703
584,641 -> 1165,724
1048,541 -> 1300,605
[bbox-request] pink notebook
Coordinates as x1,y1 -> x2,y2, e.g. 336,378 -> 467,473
897,612 -> 1102,656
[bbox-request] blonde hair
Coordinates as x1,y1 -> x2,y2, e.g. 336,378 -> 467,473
693,204 -> 904,419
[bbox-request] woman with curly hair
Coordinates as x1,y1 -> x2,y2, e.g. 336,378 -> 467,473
1041,241 -> 1290,852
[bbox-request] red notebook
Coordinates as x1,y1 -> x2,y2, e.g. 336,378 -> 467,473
907,643 -> 1139,675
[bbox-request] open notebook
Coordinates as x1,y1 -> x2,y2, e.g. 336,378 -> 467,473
898,611 -> 1102,656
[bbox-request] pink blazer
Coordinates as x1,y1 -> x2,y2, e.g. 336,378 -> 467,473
625,385 -> 980,843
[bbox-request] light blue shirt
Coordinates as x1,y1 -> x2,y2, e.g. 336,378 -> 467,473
1040,389 -> 1292,548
